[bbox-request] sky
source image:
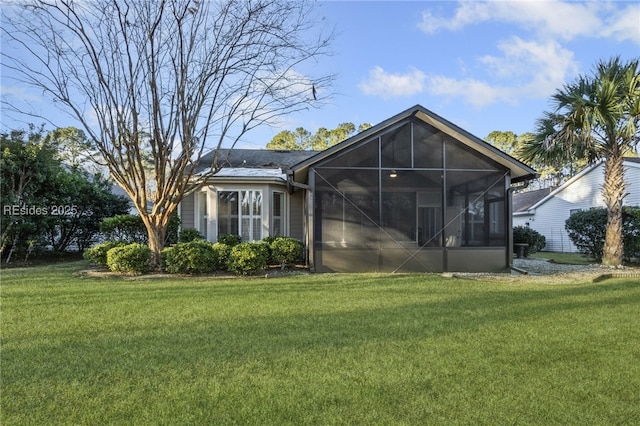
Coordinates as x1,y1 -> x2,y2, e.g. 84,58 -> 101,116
1,0 -> 639,149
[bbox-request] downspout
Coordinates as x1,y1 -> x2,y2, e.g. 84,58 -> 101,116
285,169 -> 310,193
508,179 -> 531,273
285,169 -> 312,269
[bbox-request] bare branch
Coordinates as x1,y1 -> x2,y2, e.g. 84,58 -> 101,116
2,0 -> 334,265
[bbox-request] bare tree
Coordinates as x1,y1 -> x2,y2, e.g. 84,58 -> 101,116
2,0 -> 334,266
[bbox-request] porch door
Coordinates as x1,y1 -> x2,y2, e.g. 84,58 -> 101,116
417,192 -> 442,247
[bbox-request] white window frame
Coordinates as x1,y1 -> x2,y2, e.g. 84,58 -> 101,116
217,189 -> 264,242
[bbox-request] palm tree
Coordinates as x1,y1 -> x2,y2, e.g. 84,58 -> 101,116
520,56 -> 640,266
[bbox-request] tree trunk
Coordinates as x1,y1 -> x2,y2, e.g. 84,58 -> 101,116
601,152 -> 625,267
145,217 -> 167,270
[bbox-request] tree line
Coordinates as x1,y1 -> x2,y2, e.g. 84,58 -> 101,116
1,126 -> 130,262
266,123 -> 372,151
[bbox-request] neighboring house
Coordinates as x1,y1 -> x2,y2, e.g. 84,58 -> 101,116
513,158 -> 640,252
180,105 -> 536,273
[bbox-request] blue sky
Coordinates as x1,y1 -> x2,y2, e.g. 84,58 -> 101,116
2,1 -> 639,149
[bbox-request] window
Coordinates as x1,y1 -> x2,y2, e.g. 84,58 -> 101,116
272,191 -> 284,237
218,190 -> 262,241
445,172 -> 506,247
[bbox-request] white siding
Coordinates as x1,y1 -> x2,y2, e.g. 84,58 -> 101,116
520,161 -> 640,253
624,163 -> 640,207
512,215 -> 529,228
532,163 -> 605,252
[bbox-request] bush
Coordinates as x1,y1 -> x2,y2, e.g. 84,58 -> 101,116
211,242 -> 231,271
99,212 -> 180,246
100,214 -> 148,243
83,240 -> 127,267
623,207 -> 640,261
513,226 -> 546,257
270,237 -> 304,268
165,211 -> 181,246
217,233 -> 242,246
106,243 -> 152,274
178,228 -> 204,243
162,239 -> 218,274
565,208 -> 607,261
227,242 -> 268,275
566,207 -> 640,262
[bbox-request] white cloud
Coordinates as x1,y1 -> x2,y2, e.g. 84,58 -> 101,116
426,37 -> 579,108
426,75 -> 510,108
0,85 -> 42,102
602,2 -> 640,44
418,1 -> 637,44
418,2 -> 491,33
359,66 -> 426,99
415,1 -> 615,109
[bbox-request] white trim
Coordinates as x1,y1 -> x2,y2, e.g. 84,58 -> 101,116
525,161 -> 603,212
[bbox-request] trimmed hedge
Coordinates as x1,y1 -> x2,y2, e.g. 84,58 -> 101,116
89,235 -> 307,276
269,237 -> 304,268
99,214 -> 148,243
178,228 -> 204,243
99,212 -> 180,245
565,206 -> 640,262
83,240 -> 127,267
212,242 -> 231,271
217,233 -> 242,246
227,242 -> 268,275
162,239 -> 219,274
106,243 -> 152,274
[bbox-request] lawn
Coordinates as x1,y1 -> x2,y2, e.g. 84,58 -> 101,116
528,251 -> 595,265
2,262 -> 640,425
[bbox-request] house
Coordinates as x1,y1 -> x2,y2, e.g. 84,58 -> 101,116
180,105 -> 537,273
513,158 -> 640,252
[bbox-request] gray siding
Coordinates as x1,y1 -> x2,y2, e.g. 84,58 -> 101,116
289,190 -> 305,241
181,192 -> 195,229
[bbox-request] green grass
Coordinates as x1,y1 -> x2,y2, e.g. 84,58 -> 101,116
528,251 -> 595,265
2,262 -> 640,425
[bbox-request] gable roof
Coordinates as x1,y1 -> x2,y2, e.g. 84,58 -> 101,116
289,104 -> 537,183
513,187 -> 555,212
513,157 -> 640,215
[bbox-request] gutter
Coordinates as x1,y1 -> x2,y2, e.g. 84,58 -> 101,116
285,169 -> 310,194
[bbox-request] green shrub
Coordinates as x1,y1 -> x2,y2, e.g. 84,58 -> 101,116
99,212 -> 180,246
255,240 -> 271,264
565,208 -> 607,261
566,207 -> 640,262
513,226 -> 546,257
217,233 -> 242,246
270,237 -> 304,268
165,211 -> 181,246
160,246 -> 173,271
106,243 -> 152,274
83,240 -> 127,267
162,239 -> 219,274
227,242 -> 268,275
623,207 -> 640,261
211,242 -> 231,271
100,214 -> 148,243
178,228 -> 204,243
